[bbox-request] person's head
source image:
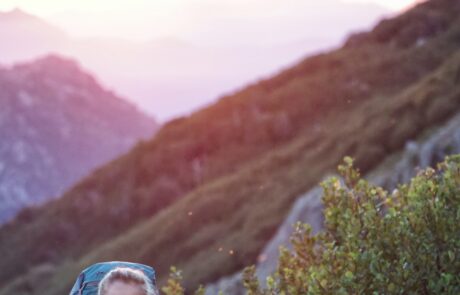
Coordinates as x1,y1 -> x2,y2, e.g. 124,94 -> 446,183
98,267 -> 157,295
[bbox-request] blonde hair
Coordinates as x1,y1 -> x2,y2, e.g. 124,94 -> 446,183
98,267 -> 157,295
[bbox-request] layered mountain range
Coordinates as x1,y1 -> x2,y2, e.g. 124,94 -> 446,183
0,5 -> 388,119
0,55 -> 157,222
0,0 -> 459,294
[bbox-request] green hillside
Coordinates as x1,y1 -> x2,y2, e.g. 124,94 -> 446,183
1,0 -> 460,293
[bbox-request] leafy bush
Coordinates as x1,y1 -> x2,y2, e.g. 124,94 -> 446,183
243,156 -> 460,294
166,155 -> 460,294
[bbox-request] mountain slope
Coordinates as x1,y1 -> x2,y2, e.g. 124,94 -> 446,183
205,108 -> 460,294
75,46 -> 460,291
0,0 -> 459,293
0,55 -> 157,222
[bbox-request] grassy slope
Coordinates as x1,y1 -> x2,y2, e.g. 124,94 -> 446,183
1,0 -> 460,293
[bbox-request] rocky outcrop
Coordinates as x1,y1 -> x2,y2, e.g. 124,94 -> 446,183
205,111 -> 460,294
0,55 -> 157,222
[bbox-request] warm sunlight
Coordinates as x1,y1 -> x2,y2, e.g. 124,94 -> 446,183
0,0 -> 419,41
0,0 -> 179,13
0,0 -> 181,40
0,0 -> 421,120
345,0 -> 422,10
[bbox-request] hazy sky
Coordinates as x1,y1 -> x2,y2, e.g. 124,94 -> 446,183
0,0 -> 418,42
0,0 -> 420,120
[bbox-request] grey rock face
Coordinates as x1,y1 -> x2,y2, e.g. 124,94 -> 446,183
255,187 -> 324,282
0,55 -> 157,222
205,111 -> 460,294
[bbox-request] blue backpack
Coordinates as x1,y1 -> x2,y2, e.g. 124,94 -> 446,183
69,261 -> 156,295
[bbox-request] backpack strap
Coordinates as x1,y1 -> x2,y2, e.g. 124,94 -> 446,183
78,272 -> 85,295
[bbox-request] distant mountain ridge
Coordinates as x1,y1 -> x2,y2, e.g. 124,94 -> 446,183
0,4 -> 389,120
0,54 -> 157,222
0,8 -> 42,21
0,9 -> 68,61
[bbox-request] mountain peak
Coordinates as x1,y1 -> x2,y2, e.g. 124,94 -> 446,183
33,54 -> 80,70
11,54 -> 88,84
0,8 -> 36,21
0,53 -> 157,223
10,7 -> 26,15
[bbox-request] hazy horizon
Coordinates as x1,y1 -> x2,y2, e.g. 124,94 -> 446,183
0,0 -> 420,121
0,1 -> 417,42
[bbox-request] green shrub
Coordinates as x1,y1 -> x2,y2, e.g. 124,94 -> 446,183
243,156 -> 460,294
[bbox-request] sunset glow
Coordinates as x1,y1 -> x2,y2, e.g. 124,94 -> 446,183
0,0 -> 420,120
345,0 -> 422,10
0,0 -> 418,41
